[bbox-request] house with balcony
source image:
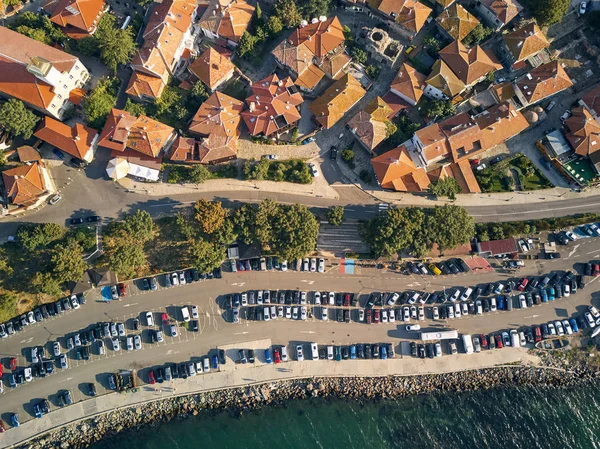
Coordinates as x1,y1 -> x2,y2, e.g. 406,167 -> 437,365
367,0 -> 432,37
0,26 -> 90,120
501,22 -> 549,70
43,0 -> 108,39
474,0 -> 522,31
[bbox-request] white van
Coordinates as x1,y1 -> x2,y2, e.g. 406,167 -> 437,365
311,343 -> 318,360
450,289 -> 461,302
462,334 -> 474,354
281,346 -> 288,362
510,330 -> 520,347
460,288 -> 473,301
181,306 -> 190,322
327,345 -> 334,360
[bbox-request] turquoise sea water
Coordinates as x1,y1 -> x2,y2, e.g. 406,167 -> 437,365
89,384 -> 600,449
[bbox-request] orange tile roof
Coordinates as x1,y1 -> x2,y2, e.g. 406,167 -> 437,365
515,61 -> 573,105
98,108 -> 175,157
372,145 -> 430,192
503,22 -> 549,62
34,117 -> 97,160
480,0 -> 522,24
436,3 -> 479,41
17,146 -> 42,162
582,84 -> 600,117
320,51 -> 352,78
369,0 -> 431,33
189,91 -> 244,137
69,87 -> 86,105
2,162 -> 48,206
436,0 -> 456,7
130,0 -> 196,99
241,74 -> 304,137
125,72 -> 167,99
169,136 -> 198,162
414,122 -> 449,162
475,102 -> 529,149
390,62 -> 426,104
0,26 -> 80,111
439,40 -> 502,86
272,42 -> 315,77
565,106 -> 600,156
439,112 -> 483,161
347,97 -> 393,151
45,0 -> 106,37
199,0 -> 254,43
425,59 -> 466,98
198,133 -> 238,164
492,81 -> 515,102
189,47 -> 235,90
294,63 -> 326,90
449,159 -> 481,193
290,16 -> 345,60
309,73 -> 366,129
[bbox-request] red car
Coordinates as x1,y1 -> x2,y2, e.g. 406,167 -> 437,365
0,420 -> 5,433
494,334 -> 503,349
373,309 -> 381,323
0,364 -> 3,377
594,264 -> 600,276
148,370 -> 156,385
366,309 -> 372,324
161,313 -> 169,326
533,325 -> 542,343
9,357 -> 16,371
479,334 -> 488,349
517,278 -> 528,291
118,283 -> 127,297
273,347 -> 281,364
343,293 -> 351,307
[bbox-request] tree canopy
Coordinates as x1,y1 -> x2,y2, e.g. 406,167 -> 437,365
83,77 -> 118,129
0,99 -> 39,139
275,0 -> 302,28
94,14 -> 137,73
51,239 -> 87,284
194,199 -> 228,236
327,206 -> 345,226
418,97 -> 455,119
429,177 -> 462,200
11,12 -> 66,45
188,239 -> 225,274
530,0 -> 570,26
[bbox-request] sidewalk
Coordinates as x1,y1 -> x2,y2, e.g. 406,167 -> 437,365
4,347 -> 538,448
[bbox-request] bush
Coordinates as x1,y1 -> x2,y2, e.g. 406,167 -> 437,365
341,149 -> 355,162
242,159 -> 312,184
327,206 -> 345,226
475,213 -> 600,239
359,169 -> 373,184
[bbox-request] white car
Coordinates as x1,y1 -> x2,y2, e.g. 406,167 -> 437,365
134,335 -> 142,350
156,330 -> 164,343
191,305 -> 199,319
277,306 -> 284,318
450,290 -> 460,302
300,291 -> 307,304
24,367 -> 33,382
281,260 -> 288,271
301,306 -> 307,320
292,307 -> 299,320
311,343 -> 319,360
302,258 -> 310,271
321,307 -> 328,320
170,324 -> 178,337
358,309 -> 364,322
263,307 -> 270,321
270,306 -> 276,320
328,292 -> 335,305
406,324 -> 421,331
433,307 -> 439,320
381,309 -> 388,323
314,292 -> 321,305
327,345 -> 334,360
389,309 -> 395,323
117,322 -> 125,336
111,337 -> 120,351
70,295 -> 80,309
171,273 -> 179,286
53,341 -> 61,357
562,319 -> 573,335
490,297 -> 497,312
387,292 -> 400,306
564,284 -> 570,297
454,303 -> 461,318
179,272 -> 186,285
589,306 -> 600,318
257,290 -> 264,305
296,345 -> 304,361
285,306 -> 292,319
590,223 -> 600,236
403,307 -> 410,321
580,1 -> 586,14
519,295 -> 527,309
310,258 -> 317,272
309,163 -> 319,177
203,358 -> 210,373
565,231 -> 577,241
31,347 -> 39,364
418,307 -> 425,321
555,320 -> 565,336
318,258 -> 325,272
241,293 -> 248,306
461,302 -> 468,316
26,311 -> 35,324
145,312 -> 154,327
126,336 -> 134,351
281,346 -> 288,362
585,312 -> 596,327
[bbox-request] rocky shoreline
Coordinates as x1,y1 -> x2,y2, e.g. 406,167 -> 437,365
16,364 -> 600,449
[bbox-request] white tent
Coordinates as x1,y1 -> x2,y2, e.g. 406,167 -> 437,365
128,162 -> 160,182
106,157 -> 130,179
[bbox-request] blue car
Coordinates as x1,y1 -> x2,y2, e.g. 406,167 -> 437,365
569,318 -> 579,333
264,349 -> 272,364
349,345 -> 356,359
11,413 -> 20,427
211,355 -> 219,370
497,295 -> 505,310
52,148 -> 64,159
34,403 -> 43,419
540,289 -> 548,303
381,346 -> 388,360
548,287 -> 555,301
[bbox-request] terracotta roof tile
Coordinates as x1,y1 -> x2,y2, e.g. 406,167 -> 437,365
347,97 -> 393,151
199,0 -> 254,43
198,133 -> 238,163
34,117 -> 97,160
582,84 -> 600,117
125,72 -> 167,99
475,102 -> 529,149
503,22 -> 549,62
189,47 -> 235,90
436,3 -> 479,41
294,63 -> 326,90
0,26 -> 80,110
169,136 -> 198,162
439,40 -> 502,86
381,91 -> 410,118
45,0 -> 107,37
565,106 -> 600,156
515,61 -> 573,105
319,51 -> 352,78
2,162 -> 48,206
17,146 -> 42,163
450,159 -> 481,193
439,112 -> 483,160
480,0 -> 522,24
390,62 -> 426,104
241,74 -> 304,137
414,122 -> 449,162
372,145 -> 429,191
309,73 -> 366,129
189,91 -> 244,137
425,59 -> 466,98
369,0 -> 431,33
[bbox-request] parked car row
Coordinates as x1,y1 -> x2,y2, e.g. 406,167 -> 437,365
0,294 -> 85,339
146,350 -> 227,384
263,343 -> 396,362
396,258 -> 470,276
233,257 -> 325,273
230,290 -> 355,308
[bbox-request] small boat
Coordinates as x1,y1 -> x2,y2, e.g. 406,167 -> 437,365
535,338 -> 569,350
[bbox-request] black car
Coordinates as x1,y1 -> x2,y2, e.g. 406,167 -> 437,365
541,323 -> 549,339
86,215 -> 101,223
232,294 -> 241,308
372,344 -> 380,358
439,305 -> 447,319
447,262 -> 459,274
192,269 -> 200,282
527,278 -> 539,291
472,287 -> 482,301
38,362 -> 46,378
142,278 -> 150,290
341,346 -> 349,360
81,346 -> 89,360
344,309 -> 350,323
156,367 -> 165,383
468,301 -> 475,315
88,383 -> 97,396
218,349 -> 226,365
178,363 -> 188,379
576,316 -> 587,330
563,270 -> 575,283
417,344 -> 425,359
484,283 -> 494,296
482,298 -> 490,313
34,308 -> 43,322
40,399 -> 50,414
108,374 -> 117,390
191,320 -> 199,332
336,309 -> 344,322
439,263 -> 450,275
40,305 -> 49,319
488,334 -> 495,350
335,293 -> 343,307
366,293 -> 376,308
330,146 -> 338,160
525,327 -> 534,344
364,344 -> 372,359
88,329 -> 96,343
70,158 -> 85,168
357,344 -> 364,359
132,319 -> 140,331
55,301 -> 63,314
410,342 -> 417,357
80,331 -> 88,346
586,263 -> 593,276
47,304 -> 56,317
578,275 -> 585,290
213,268 -> 222,279
526,294 -> 533,308
248,349 -> 255,363
426,343 -> 435,359
185,270 -> 193,284
555,284 -> 563,298
70,218 -> 84,225
318,348 -> 326,360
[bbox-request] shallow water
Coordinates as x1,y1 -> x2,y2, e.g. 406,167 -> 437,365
89,384 -> 600,449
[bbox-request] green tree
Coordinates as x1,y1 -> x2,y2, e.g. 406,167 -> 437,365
341,149 -> 354,162
51,240 -> 87,284
17,223 -> 65,250
154,85 -> 183,117
124,99 -> 147,117
267,15 -> 284,34
104,236 -> 148,279
190,164 -> 211,183
31,272 -> 63,297
123,210 -> 155,243
94,14 -> 136,72
188,239 -> 224,274
429,177 -> 462,200
327,206 -> 345,226
255,1 -> 263,20
0,99 -> 39,139
301,0 -> 331,19
232,204 -> 257,244
462,23 -> 493,46
11,13 -> 66,45
388,115 -> 420,146
243,158 -> 269,180
385,121 -> 397,138
275,0 -> 302,28
418,97 -> 455,119
360,207 -> 424,258
531,0 -> 570,26
270,204 -> 319,261
423,35 -> 440,55
238,31 -> 259,58
428,205 -> 474,252
255,199 -> 278,248
77,36 -> 99,57
4,0 -> 22,7
187,81 -> 208,111
349,47 -> 367,65
14,25 -> 51,44
83,77 -> 118,129
194,199 -> 227,236
0,150 -> 5,169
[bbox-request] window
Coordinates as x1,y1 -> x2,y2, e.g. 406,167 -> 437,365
51,104 -> 56,109
58,94 -> 62,99
63,85 -> 67,89
75,65 -> 80,70
69,75 -> 73,80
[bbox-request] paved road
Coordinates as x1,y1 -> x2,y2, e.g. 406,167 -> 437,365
2,235 -> 600,426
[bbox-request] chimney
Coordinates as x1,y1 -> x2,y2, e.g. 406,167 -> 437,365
249,102 -> 256,112
278,80 -> 283,87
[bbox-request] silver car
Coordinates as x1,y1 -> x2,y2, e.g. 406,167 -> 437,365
111,337 -> 120,351
134,335 -> 142,350
117,323 -> 125,337
59,354 -> 68,369
126,336 -> 134,351
52,341 -> 61,357
232,308 -> 240,323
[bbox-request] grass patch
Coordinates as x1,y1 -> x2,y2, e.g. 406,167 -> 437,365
220,78 -> 249,101
475,154 -> 552,193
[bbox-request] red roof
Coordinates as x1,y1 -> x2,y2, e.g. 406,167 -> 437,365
477,238 -> 518,255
